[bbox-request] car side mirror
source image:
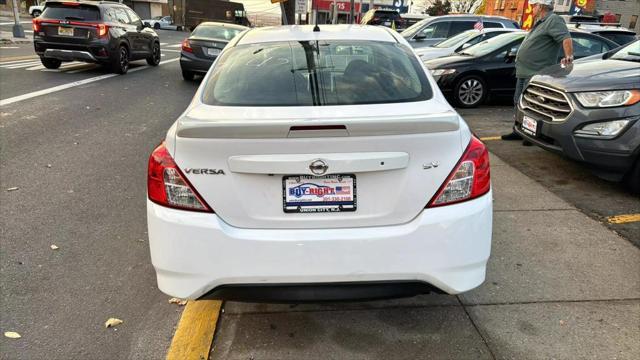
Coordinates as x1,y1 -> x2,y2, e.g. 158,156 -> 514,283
505,47 -> 518,62
414,34 -> 427,41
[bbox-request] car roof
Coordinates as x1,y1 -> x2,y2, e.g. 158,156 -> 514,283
235,25 -> 399,46
567,24 -> 635,33
196,21 -> 248,30
432,14 -> 514,22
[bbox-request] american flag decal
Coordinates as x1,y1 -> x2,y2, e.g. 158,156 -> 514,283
336,186 -> 351,195
474,19 -> 484,31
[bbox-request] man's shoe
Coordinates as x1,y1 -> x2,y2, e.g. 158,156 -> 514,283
522,140 -> 533,146
501,132 -> 523,141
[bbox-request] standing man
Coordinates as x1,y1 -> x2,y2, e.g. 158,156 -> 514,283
502,0 -> 573,142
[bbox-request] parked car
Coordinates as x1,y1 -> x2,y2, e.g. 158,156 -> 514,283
567,23 -> 636,46
180,21 -> 247,80
360,9 -> 405,30
402,13 -> 429,29
33,1 -> 160,74
424,30 -> 618,107
415,28 -> 522,61
147,25 -> 493,301
29,2 -> 46,18
402,15 -> 520,49
514,40 -> 640,192
143,15 -> 183,31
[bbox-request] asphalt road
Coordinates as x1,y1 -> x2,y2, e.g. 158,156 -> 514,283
1,28 -> 638,359
1,29 -> 196,359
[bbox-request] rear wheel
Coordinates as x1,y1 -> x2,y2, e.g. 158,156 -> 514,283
182,70 -> 195,81
32,10 -> 41,17
146,42 -> 161,66
177,26 -> 183,31
454,75 -> 487,108
111,45 -> 129,74
40,57 -> 61,69
154,23 -> 160,30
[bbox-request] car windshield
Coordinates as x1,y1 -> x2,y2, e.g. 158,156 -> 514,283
202,40 -> 432,106
152,16 -> 163,20
459,32 -> 525,57
596,32 -> 636,46
402,18 -> 431,38
610,40 -> 640,62
191,25 -> 244,40
434,30 -> 479,48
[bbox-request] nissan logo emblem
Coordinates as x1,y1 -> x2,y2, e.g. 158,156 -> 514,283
309,159 -> 328,175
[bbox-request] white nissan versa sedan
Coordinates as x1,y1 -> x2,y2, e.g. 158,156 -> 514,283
147,25 -> 493,301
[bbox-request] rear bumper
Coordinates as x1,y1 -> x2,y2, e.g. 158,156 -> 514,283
147,191 -> 493,300
44,49 -> 97,62
180,52 -> 214,73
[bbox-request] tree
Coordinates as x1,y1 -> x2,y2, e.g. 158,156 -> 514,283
426,0 -> 452,16
450,0 -> 483,14
475,0 -> 487,14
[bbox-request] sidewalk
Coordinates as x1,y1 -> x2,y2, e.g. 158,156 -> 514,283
0,30 -> 32,44
209,152 -> 640,359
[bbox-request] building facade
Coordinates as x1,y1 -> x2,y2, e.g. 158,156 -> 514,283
482,0 -> 527,22
594,0 -> 639,33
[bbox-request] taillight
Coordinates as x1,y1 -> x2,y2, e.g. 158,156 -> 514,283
181,38 -> 192,53
148,142 -> 213,212
427,136 -> 491,207
32,18 -> 41,32
97,23 -> 108,37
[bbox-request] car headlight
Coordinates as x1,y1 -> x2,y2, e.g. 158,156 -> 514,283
574,119 -> 631,137
430,69 -> 456,77
574,90 -> 640,108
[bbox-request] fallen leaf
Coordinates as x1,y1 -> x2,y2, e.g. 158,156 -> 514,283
4,331 -> 21,339
6,187 -> 19,192
50,245 -> 59,250
559,320 -> 566,326
105,318 -> 123,328
168,298 -> 188,306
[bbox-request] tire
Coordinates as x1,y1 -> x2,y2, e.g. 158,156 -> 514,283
32,10 -> 41,18
111,45 -> 129,74
453,75 -> 487,108
177,26 -> 183,31
625,158 -> 640,195
146,42 -> 161,66
154,23 -> 160,30
40,57 -> 61,69
182,70 -> 195,81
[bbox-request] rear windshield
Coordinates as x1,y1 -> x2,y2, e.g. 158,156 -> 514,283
375,11 -> 401,20
202,41 -> 432,107
41,4 -> 100,21
461,32 -> 525,57
434,30 -> 478,48
596,32 -> 636,46
192,25 -> 244,40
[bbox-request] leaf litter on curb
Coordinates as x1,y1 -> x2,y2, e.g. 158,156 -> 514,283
105,318 -> 123,328
4,331 -> 21,339
50,245 -> 59,250
168,298 -> 188,306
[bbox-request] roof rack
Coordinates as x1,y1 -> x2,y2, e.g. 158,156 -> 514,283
572,22 -> 622,28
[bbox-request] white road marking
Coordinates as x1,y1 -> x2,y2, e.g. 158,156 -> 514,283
160,42 -> 168,46
2,61 -> 42,69
0,58 -> 39,65
0,21 -> 32,25
0,47 -> 20,49
66,64 -> 99,74
161,49 -> 181,52
0,57 -> 180,107
166,44 -> 182,48
26,64 -> 45,71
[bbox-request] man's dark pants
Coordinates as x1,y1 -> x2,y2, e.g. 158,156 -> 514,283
502,77 -> 532,140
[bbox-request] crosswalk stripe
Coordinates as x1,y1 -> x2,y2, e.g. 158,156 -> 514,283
66,64 -> 99,74
26,65 -> 46,71
0,58 -> 39,65
166,43 -> 181,48
160,42 -> 168,46
3,61 -> 43,69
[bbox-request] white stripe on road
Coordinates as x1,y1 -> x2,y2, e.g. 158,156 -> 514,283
2,61 -> 42,69
0,57 -> 179,107
0,47 -> 20,49
161,49 -> 181,52
0,21 -> 32,25
166,44 -> 181,48
160,42 -> 168,46
66,64 -> 99,74
0,58 -> 39,65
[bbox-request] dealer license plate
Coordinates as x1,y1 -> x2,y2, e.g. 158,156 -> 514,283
283,174 -> 356,213
522,115 -> 538,136
206,48 -> 220,57
58,27 -> 73,36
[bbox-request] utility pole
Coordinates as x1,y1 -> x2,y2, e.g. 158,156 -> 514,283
350,0 -> 355,23
12,0 -> 26,38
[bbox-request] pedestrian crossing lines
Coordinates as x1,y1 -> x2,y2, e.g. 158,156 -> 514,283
0,53 -> 169,73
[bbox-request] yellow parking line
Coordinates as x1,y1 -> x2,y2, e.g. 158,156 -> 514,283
607,214 -> 640,224
166,300 -> 222,360
480,136 -> 502,141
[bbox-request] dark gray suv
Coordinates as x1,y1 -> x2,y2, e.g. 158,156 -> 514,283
33,0 -> 161,74
515,41 -> 640,193
401,15 -> 520,48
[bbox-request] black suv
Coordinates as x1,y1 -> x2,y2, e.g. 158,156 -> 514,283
33,1 -> 161,74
